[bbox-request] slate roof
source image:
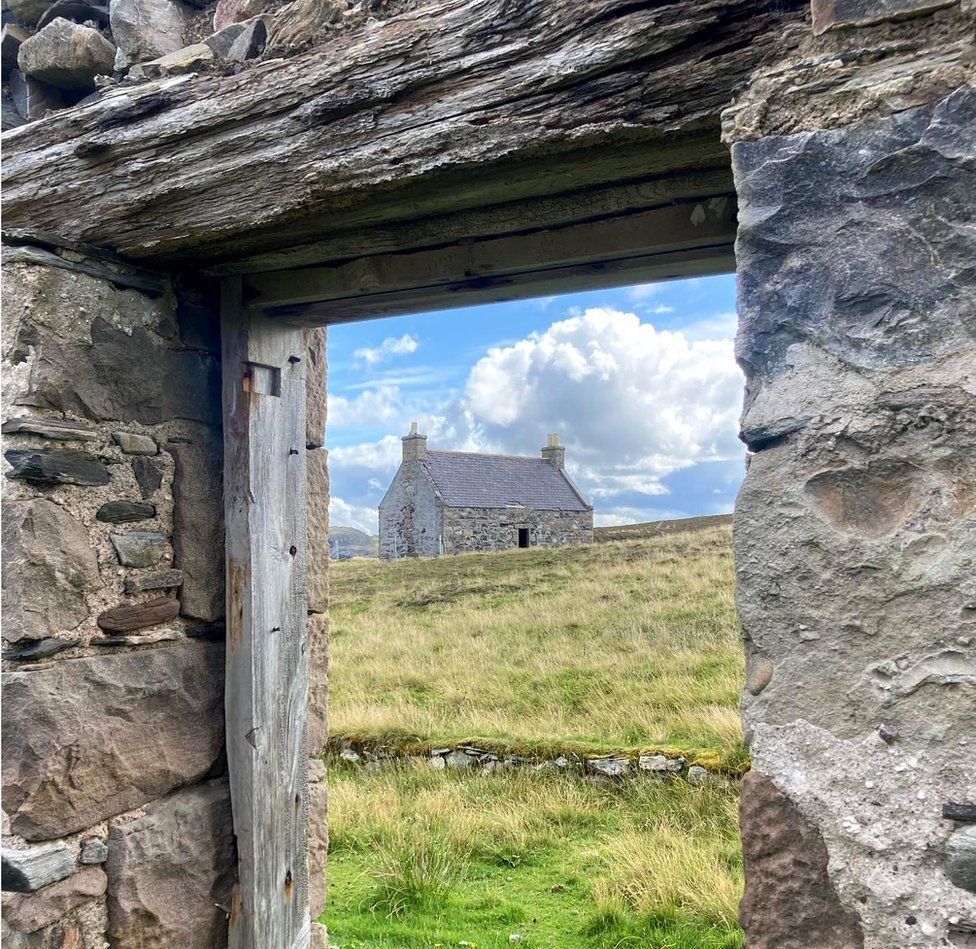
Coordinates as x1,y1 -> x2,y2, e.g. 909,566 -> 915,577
422,451 -> 591,511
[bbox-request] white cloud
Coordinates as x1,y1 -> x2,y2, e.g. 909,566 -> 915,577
683,311 -> 739,341
329,385 -> 401,428
462,307 -> 743,498
329,496 -> 378,535
627,283 -> 663,301
651,304 -> 675,315
354,333 -> 419,366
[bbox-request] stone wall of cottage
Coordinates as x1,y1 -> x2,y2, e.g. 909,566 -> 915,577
377,460 -> 440,559
440,506 -> 593,555
0,258 -> 231,947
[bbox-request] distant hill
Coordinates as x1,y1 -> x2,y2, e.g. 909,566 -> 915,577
594,512 -> 733,543
329,526 -> 378,559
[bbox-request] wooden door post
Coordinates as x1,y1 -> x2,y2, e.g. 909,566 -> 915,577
221,276 -> 311,949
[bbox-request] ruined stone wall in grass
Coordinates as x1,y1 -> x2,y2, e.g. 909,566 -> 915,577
0,256 -> 232,947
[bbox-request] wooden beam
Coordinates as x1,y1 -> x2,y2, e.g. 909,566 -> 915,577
221,277 -> 310,949
245,196 -> 737,325
0,0 -> 804,266
206,166 -> 735,276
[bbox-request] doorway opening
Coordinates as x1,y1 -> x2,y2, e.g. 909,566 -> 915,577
320,274 -> 746,948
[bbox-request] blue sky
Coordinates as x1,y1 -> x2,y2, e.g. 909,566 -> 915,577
326,275 -> 745,534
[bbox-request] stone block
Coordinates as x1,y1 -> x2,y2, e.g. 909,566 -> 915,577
131,457 -> 163,499
308,448 -> 329,613
2,641 -> 224,840
79,839 -> 108,865
11,310 -> 220,427
225,17 -> 265,61
17,18 -> 115,91
4,450 -> 109,486
308,759 -> 327,922
1,845 -> 74,892
811,0 -> 957,34
106,779 -> 234,949
1,417 -> 95,441
739,771 -> 864,948
732,89 -> 976,399
123,568 -> 183,594
96,596 -> 180,633
169,437 -> 224,622
2,867 -> 106,934
304,326 -> 326,450
1,499 -> 99,644
308,613 -> 329,757
109,531 -> 167,568
95,501 -> 156,524
946,825 -> 976,894
110,0 -> 188,66
213,0 -> 262,30
130,41 -> 213,79
111,431 -> 157,455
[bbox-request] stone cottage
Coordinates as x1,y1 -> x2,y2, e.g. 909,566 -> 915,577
379,427 -> 593,558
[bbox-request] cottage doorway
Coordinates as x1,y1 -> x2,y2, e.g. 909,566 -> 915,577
517,528 -> 530,548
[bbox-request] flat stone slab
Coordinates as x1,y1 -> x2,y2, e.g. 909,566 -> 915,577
4,449 -> 109,486
2,640 -> 224,840
1,416 -> 97,441
111,431 -> 157,455
96,500 -> 156,523
96,596 -> 180,632
110,531 -> 167,567
3,866 -> 106,934
124,568 -> 183,593
1,844 -> 74,891
2,637 -> 79,662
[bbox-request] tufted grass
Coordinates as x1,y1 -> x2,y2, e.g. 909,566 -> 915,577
328,525 -> 746,770
324,759 -> 744,948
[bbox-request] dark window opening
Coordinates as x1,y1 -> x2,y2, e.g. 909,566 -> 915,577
518,528 -> 530,548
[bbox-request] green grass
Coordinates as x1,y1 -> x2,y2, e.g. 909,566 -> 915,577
325,760 -> 743,949
325,525 -> 745,945
329,526 -> 744,769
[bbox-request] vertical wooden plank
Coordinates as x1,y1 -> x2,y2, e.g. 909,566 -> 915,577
222,276 -> 310,949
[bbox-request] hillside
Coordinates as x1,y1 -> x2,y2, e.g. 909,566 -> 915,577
328,524 -> 378,559
329,524 -> 745,770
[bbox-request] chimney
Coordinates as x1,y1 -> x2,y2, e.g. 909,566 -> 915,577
541,433 -> 565,469
402,422 -> 427,462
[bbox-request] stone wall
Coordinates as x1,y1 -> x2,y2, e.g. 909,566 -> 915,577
1,256 -> 231,947
378,460 -> 440,559
440,506 -> 593,555
726,3 -> 976,946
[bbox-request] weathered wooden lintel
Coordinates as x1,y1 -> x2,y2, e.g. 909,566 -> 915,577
244,196 -> 738,326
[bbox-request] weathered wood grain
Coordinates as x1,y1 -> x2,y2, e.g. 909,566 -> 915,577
246,194 -> 737,324
221,278 -> 310,949
1,0 -> 804,268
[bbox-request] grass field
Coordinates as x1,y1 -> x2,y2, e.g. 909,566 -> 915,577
324,524 -> 745,947
328,525 -> 744,769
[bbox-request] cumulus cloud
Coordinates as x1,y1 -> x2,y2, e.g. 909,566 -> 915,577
354,333 -> 419,366
328,385 -> 402,428
463,307 -> 743,497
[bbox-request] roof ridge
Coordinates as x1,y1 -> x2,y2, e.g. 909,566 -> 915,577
426,449 -> 546,462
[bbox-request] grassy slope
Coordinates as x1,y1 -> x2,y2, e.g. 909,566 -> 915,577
329,525 -> 745,770
325,526 -> 745,947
